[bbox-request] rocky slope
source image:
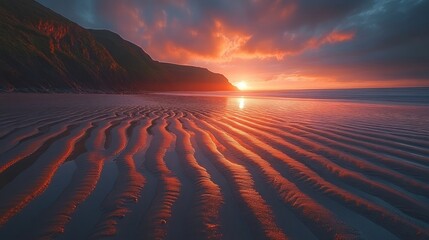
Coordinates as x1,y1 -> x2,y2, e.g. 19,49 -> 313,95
0,0 -> 236,92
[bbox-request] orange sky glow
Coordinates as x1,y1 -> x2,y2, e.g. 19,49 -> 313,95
38,0 -> 429,90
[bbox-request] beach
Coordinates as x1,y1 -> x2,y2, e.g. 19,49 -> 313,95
0,93 -> 428,239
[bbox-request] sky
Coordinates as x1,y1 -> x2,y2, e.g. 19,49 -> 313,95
37,0 -> 429,90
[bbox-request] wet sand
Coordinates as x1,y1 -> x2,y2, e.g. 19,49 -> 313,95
0,93 -> 428,240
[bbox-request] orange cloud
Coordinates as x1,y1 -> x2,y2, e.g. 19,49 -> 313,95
324,30 -> 355,43
306,30 -> 355,49
98,1 -> 358,65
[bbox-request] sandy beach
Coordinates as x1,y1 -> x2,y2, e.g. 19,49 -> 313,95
0,93 -> 428,240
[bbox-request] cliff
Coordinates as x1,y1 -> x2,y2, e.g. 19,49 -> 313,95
0,0 -> 236,92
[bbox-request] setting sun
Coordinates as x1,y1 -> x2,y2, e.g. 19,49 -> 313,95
236,81 -> 248,90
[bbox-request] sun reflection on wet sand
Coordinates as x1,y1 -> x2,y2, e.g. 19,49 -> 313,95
238,97 -> 245,109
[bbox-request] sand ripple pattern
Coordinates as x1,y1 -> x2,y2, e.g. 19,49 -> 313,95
0,100 -> 428,240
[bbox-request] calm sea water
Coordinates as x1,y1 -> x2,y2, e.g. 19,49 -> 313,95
155,87 -> 429,105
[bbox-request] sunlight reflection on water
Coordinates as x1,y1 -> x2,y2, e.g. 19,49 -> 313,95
238,97 -> 245,109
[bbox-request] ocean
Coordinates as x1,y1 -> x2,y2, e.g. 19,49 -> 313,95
154,87 -> 429,105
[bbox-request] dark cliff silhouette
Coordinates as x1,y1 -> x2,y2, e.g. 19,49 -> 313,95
0,0 -> 236,92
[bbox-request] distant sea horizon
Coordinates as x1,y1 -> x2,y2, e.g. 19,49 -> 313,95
153,86 -> 429,105
2,87 -> 428,105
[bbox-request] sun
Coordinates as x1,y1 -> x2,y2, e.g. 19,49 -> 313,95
236,81 -> 248,91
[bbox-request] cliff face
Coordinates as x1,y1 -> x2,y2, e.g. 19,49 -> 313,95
0,0 -> 236,92
90,30 -> 235,91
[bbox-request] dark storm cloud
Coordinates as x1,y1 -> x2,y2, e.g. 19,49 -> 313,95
299,0 -> 429,81
36,0 -> 429,86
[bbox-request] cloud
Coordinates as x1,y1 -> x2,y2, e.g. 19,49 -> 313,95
296,0 -> 429,82
41,0 -> 364,61
37,0 -> 429,88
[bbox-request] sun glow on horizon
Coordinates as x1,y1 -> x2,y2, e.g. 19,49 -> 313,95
236,81 -> 248,91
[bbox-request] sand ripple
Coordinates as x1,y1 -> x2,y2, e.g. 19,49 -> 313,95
0,95 -> 428,240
